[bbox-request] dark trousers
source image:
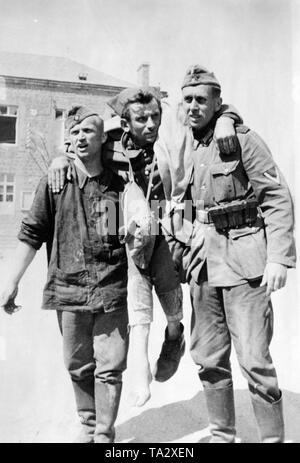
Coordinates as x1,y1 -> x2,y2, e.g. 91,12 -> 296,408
189,278 -> 280,402
57,308 -> 129,442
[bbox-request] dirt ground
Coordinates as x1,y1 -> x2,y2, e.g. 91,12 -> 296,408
0,247 -> 299,444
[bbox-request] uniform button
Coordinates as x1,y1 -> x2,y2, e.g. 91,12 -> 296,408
154,194 -> 158,199
200,163 -> 205,167
144,153 -> 147,158
145,170 -> 150,176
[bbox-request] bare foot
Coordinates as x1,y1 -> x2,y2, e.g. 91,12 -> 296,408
129,363 -> 153,407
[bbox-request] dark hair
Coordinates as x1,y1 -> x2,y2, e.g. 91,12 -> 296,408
122,91 -> 162,121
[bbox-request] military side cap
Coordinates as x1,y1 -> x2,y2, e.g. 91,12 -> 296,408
107,86 -> 161,117
65,105 -> 99,132
181,65 -> 221,90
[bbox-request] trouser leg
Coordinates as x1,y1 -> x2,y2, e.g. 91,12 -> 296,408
189,280 -> 236,443
151,235 -> 183,325
126,243 -> 153,326
93,308 -> 129,443
57,311 -> 96,443
223,280 -> 284,442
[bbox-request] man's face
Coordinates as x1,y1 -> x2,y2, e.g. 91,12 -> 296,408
122,99 -> 161,147
182,85 -> 222,130
69,116 -> 105,161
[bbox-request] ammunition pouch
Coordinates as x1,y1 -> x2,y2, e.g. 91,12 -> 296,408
205,198 -> 259,231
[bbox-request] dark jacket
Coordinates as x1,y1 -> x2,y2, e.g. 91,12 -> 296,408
18,164 -> 128,312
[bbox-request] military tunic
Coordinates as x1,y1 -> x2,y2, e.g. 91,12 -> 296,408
186,125 -> 296,285
157,116 -> 296,405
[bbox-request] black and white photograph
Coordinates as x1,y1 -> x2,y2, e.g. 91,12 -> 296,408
0,0 -> 299,445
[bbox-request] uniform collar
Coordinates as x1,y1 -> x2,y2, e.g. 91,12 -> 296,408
191,116 -> 217,150
74,163 -> 113,192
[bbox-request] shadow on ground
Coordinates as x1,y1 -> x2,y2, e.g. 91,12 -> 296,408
116,389 -> 300,443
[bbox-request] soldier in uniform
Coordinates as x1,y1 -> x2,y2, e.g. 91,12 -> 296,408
48,87 -> 243,408
155,65 -> 296,443
0,107 -> 129,443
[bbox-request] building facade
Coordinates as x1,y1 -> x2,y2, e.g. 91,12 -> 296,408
0,52 -> 143,251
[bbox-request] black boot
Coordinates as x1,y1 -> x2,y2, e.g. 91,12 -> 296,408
204,385 -> 236,443
94,381 -> 123,443
153,323 -> 185,382
72,377 -> 96,443
251,390 -> 285,443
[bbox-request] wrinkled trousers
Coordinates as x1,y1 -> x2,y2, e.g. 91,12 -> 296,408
57,308 -> 129,442
189,278 -> 280,402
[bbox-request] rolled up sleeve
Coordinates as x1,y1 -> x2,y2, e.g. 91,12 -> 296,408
18,175 -> 55,250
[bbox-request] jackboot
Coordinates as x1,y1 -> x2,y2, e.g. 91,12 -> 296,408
204,385 -> 236,443
94,381 -> 123,443
72,377 -> 96,443
251,391 -> 285,443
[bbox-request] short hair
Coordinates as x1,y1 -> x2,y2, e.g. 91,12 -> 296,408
121,90 -> 162,121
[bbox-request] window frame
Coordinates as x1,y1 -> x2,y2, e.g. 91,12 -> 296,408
0,173 -> 16,214
0,104 -> 18,146
54,107 -> 67,149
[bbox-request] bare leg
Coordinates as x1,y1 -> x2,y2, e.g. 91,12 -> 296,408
127,323 -> 152,407
167,320 -> 182,340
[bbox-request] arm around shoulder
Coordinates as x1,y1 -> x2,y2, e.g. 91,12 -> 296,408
48,152 -> 71,193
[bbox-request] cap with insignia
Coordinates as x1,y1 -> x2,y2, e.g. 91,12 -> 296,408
65,105 -> 99,132
107,86 -> 161,117
181,65 -> 221,90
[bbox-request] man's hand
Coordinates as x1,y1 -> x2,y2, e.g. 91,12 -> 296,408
48,156 -> 71,193
0,282 -> 21,315
260,263 -> 287,297
214,116 -> 237,154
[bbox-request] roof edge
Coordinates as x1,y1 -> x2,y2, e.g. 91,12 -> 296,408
0,75 -> 130,93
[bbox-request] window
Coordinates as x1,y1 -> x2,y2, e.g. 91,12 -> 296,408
55,109 -> 64,119
0,173 -> 15,214
0,105 -> 18,144
54,108 -> 66,148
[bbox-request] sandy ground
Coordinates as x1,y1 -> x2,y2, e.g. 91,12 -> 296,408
0,247 -> 299,444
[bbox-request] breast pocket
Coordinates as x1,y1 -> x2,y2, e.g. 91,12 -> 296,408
211,160 -> 247,203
